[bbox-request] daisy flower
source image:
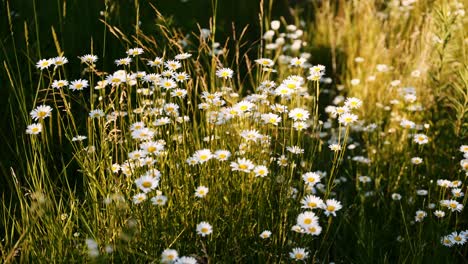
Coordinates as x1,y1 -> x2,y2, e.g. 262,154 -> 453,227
174,53 -> 192,60
175,256 -> 197,264
259,230 -> 272,239
26,123 -> 42,135
289,248 -> 308,261
159,78 -> 177,90
115,57 -> 132,66
89,109 -> 105,119
52,56 -> 68,67
338,113 -> 358,126
195,186 -> 209,198
126,47 -> 144,56
72,135 -> 87,142
297,211 -> 318,228
302,172 -> 321,186
144,56 -> 163,67
304,223 -> 322,236
413,134 -> 429,145
358,176 -> 371,183
293,121 -> 309,131
128,149 -> 147,160
441,236 -> 454,247
196,222 -> 213,237
140,141 -> 164,155
323,199 -> 343,217
289,108 -> 310,121
230,158 -> 255,173
253,165 -> 269,177
111,163 -> 120,173
329,144 -> 341,151
344,97 -> 362,109
391,193 -> 402,201
131,127 -> 155,141
274,86 -> 293,97
151,194 -> 168,206
400,119 -> 415,129
300,195 -> 324,209
281,78 -> 300,90
442,200 -> 463,212
461,159 -> 468,171
449,231 -> 467,245
69,79 -> 89,91
290,57 -> 306,67
52,79 -> 69,89
452,188 -> 464,198
270,20 -> 280,30
277,155 -> 288,167
261,113 -> 281,125
240,129 -> 261,142
286,146 -> 304,154
135,175 -> 159,193
80,54 -> 98,64
414,210 -> 427,222
132,193 -> 147,204
214,150 -> 231,161
165,60 -> 182,71
173,72 -> 190,82
332,106 -> 349,117
434,210 -> 445,218
193,149 -> 212,164
36,58 -> 54,70
161,249 -> 178,263
459,145 -> 468,153
216,68 -> 234,79
30,105 -> 52,121
255,58 -> 274,67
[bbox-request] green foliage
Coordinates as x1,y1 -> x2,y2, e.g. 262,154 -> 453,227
1,0 -> 467,263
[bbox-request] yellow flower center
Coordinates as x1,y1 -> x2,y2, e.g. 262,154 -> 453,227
308,202 -> 317,208
142,181 -> 152,188
304,219 -> 312,225
201,227 -> 209,233
239,164 -> 248,170
327,205 -> 336,212
147,146 -> 156,153
295,253 -> 304,259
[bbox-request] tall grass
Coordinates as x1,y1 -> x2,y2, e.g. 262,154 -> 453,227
1,0 -> 467,263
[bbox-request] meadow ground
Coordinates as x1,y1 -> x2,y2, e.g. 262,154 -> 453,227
1,0 -> 467,263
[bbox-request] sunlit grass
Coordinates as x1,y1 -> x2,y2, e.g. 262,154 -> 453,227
1,0 -> 467,263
